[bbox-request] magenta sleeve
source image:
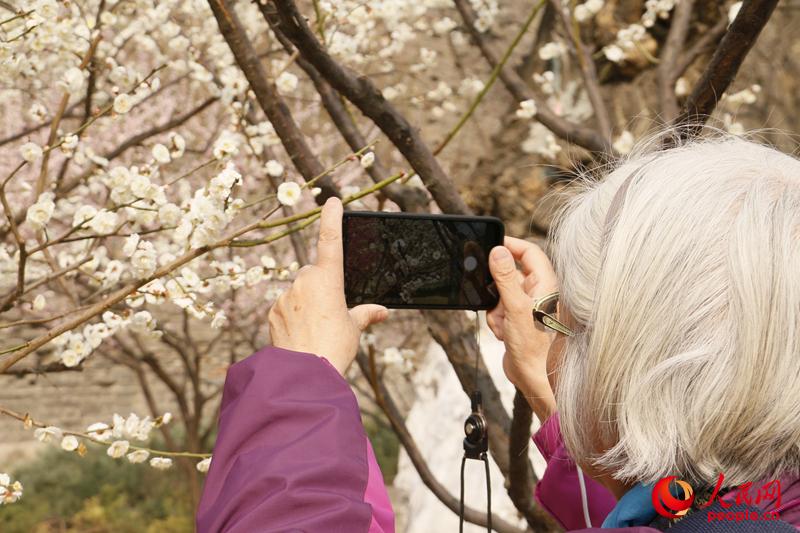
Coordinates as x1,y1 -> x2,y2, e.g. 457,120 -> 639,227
196,346 -> 395,532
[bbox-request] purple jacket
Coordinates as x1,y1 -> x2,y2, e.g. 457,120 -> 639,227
197,347 -> 800,532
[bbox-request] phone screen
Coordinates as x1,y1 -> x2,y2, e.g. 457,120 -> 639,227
343,212 -> 504,310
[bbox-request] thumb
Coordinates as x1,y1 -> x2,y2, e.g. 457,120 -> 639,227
489,246 -> 528,313
349,304 -> 389,331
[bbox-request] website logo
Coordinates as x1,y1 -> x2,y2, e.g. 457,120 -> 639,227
651,474 -> 783,523
652,476 -> 695,518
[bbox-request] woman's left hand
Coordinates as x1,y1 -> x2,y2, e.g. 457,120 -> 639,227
486,237 -> 558,421
268,197 -> 389,376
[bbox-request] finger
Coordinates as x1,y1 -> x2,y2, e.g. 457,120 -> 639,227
349,304 -> 389,331
489,246 -> 530,314
504,236 -> 538,258
504,237 -> 544,272
486,299 -> 505,323
315,197 -> 344,275
486,311 -> 504,341
504,237 -> 558,290
523,273 -> 538,295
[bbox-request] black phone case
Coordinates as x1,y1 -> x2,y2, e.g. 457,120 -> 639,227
342,211 -> 505,310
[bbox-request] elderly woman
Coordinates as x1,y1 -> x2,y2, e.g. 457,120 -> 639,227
196,135 -> 800,532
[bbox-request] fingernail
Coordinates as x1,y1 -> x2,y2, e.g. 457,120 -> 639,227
491,247 -> 511,261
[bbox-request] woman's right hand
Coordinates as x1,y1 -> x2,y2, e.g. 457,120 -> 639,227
487,237 -> 558,422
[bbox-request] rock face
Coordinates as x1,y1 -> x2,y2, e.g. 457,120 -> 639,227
392,316 -> 547,532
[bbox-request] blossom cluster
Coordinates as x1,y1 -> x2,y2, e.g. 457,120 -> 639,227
0,473 -> 23,505
29,411 -> 213,472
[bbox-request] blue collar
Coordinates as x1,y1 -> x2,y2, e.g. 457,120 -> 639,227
602,482 -> 658,529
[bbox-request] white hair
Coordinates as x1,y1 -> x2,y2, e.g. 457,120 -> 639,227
548,132 -> 800,487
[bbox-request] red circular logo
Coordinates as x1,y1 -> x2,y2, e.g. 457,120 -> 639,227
652,476 -> 695,518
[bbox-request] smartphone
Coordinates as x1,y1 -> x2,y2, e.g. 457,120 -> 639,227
342,211 -> 504,310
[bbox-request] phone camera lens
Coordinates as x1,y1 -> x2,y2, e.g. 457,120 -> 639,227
464,256 -> 478,272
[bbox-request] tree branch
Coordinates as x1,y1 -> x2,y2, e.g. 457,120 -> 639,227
453,0 -> 610,153
509,389 -> 558,530
262,13 -> 429,213
672,15 -> 728,82
207,0 -> 340,202
268,0 -> 470,215
548,0 -> 612,142
657,0 -> 695,122
672,0 -> 779,140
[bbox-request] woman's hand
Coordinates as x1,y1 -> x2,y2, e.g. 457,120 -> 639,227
268,197 -> 389,376
487,237 -> 558,421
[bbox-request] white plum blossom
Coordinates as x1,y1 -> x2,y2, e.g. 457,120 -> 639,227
113,93 -> 133,114
126,449 -> 150,463
34,426 -> 63,444
20,142 -> 43,162
73,205 -> 97,227
265,160 -> 284,177
25,193 -> 55,229
211,310 -> 227,329
150,457 -> 173,470
110,412 -> 157,442
724,85 -> 760,106
107,440 -> 130,458
61,349 -> 81,368
88,210 -> 119,234
675,77 -> 690,97
59,67 -> 86,95
209,163 -> 241,199
277,181 -> 302,206
213,131 -> 240,159
109,66 -> 139,88
574,4 -> 590,22
168,132 -> 186,158
152,143 -> 171,164
131,242 -> 157,278
613,131 -> 635,155
196,457 -> 212,473
130,310 -> 157,335
0,474 -> 23,505
360,151 -> 375,168
62,134 -> 79,152
87,422 -> 113,442
158,203 -> 182,226
521,123 -> 562,159
538,41 -> 566,61
603,45 -> 625,63
130,172 -> 152,198
515,99 -> 537,119
123,233 -> 140,256
458,78 -> 484,97
574,0 -> 604,22
276,71 -> 299,93
29,102 -> 47,121
60,435 -> 79,451
32,294 -> 46,311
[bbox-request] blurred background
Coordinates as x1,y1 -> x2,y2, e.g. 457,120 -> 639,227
0,0 -> 797,531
